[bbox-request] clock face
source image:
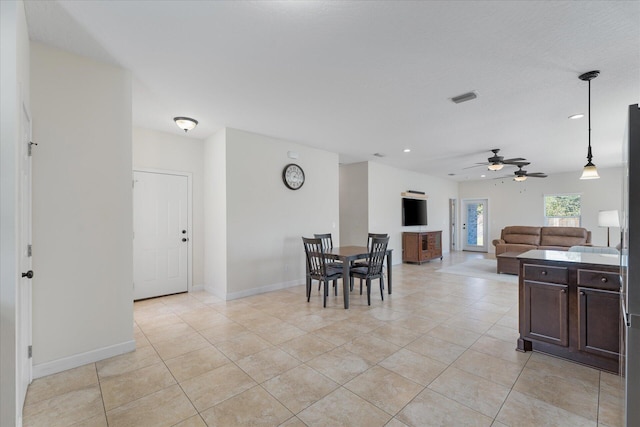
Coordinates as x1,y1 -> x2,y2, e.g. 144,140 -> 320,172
283,164 -> 305,190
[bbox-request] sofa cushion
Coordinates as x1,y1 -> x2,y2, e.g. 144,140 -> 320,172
495,243 -> 538,255
540,227 -> 589,247
501,226 -> 541,246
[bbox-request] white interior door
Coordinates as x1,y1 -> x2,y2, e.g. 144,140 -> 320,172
18,101 -> 33,410
133,171 -> 189,300
462,198 -> 489,252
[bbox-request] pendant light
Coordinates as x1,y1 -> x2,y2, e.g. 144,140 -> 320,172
579,70 -> 600,180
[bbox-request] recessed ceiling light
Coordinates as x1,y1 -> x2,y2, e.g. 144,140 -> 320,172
403,148 -> 411,153
480,174 -> 486,178
569,113 -> 584,119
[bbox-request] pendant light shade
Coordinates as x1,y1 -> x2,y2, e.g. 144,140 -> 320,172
174,116 -> 198,132
578,71 -> 600,180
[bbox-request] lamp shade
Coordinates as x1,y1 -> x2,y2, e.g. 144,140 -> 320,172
580,163 -> 600,180
598,210 -> 620,228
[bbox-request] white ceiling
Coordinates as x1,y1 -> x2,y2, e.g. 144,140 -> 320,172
24,1 -> 639,181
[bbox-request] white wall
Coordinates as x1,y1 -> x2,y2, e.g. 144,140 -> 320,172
1,1 -> 29,424
205,128 -> 339,299
339,162 -> 369,246
30,43 -> 134,376
132,127 -> 205,287
367,162 -> 459,261
204,128 -> 227,299
458,166 -> 623,250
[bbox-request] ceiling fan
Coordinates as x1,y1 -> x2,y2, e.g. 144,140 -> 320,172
511,162 -> 548,181
465,149 -> 526,171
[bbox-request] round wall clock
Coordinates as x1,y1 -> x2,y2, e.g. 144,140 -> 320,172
282,163 -> 305,190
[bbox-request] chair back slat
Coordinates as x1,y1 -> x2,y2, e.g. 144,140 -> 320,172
314,233 -> 334,252
367,233 -> 388,250
366,236 -> 389,275
303,237 -> 326,277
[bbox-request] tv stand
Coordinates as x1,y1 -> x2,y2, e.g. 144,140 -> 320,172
402,231 -> 442,264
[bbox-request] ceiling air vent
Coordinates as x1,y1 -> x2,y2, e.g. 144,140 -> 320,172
450,91 -> 478,104
373,153 -> 385,157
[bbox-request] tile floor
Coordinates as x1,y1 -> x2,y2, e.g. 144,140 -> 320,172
22,253 -> 625,426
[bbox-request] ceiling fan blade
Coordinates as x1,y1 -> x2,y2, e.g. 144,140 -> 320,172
502,158 -> 527,164
462,163 -> 488,169
527,173 -> 547,177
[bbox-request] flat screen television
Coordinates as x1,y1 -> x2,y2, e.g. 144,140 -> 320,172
402,198 -> 427,226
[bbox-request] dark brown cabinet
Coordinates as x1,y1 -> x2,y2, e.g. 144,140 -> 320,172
523,280 -> 569,347
517,250 -> 621,373
402,231 -> 442,264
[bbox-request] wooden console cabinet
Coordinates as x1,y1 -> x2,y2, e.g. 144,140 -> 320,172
402,231 -> 442,264
517,250 -> 621,373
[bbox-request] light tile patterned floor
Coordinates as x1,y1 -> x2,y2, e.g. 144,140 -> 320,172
22,253 -> 625,426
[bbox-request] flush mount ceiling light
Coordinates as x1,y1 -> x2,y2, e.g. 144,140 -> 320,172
569,113 -> 585,120
578,71 -> 600,180
174,116 -> 198,132
403,148 -> 411,153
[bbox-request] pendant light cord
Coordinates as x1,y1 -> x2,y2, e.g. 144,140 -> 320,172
587,78 -> 592,162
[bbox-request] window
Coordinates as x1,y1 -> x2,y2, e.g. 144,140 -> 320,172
544,194 -> 581,227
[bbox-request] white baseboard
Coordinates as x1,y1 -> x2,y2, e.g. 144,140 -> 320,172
223,279 -> 302,301
191,283 -> 204,292
32,340 -> 136,379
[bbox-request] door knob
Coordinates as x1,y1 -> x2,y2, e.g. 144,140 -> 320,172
182,238 -> 189,242
22,270 -> 34,279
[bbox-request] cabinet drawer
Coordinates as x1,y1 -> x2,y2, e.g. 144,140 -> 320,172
523,264 -> 568,284
577,270 -> 620,291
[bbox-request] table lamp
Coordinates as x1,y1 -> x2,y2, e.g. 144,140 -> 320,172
598,210 -> 619,247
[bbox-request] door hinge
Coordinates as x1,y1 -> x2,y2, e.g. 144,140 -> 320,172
28,141 -> 38,156
28,345 -> 32,358
27,244 -> 32,257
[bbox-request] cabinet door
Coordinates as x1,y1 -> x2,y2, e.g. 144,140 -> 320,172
433,231 -> 442,257
578,287 -> 621,358
403,234 -> 419,262
523,281 -> 569,346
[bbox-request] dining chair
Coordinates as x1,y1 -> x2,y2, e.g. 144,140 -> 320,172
353,233 -> 389,288
353,233 -> 388,267
349,236 -> 389,305
302,237 -> 343,307
313,233 -> 343,290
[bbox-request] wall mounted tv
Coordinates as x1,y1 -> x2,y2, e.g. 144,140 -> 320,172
402,197 -> 428,226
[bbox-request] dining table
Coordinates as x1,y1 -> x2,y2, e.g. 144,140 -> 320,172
323,246 -> 393,309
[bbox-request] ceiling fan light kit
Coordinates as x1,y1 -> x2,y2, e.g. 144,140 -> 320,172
578,70 -> 601,180
487,163 -> 504,171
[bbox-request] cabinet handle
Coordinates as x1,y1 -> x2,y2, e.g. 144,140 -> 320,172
561,289 -> 566,293
541,270 -> 547,275
580,291 -> 585,295
601,277 -> 607,283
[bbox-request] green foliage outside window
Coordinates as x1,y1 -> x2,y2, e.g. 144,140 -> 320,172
545,194 -> 581,227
